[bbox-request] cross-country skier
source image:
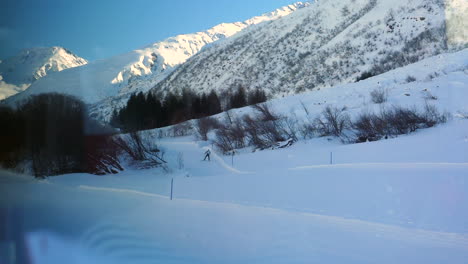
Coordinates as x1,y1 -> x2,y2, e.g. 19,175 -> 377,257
203,149 -> 211,161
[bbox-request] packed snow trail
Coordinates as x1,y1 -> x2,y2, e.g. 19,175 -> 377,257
43,120 -> 468,234
2,119 -> 468,263
158,139 -> 251,177
16,183 -> 468,264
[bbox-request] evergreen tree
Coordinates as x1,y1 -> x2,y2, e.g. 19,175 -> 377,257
191,95 -> 203,118
110,109 -> 121,128
230,85 -> 247,109
164,93 -> 185,124
207,90 -> 222,115
248,88 -> 267,105
145,93 -> 162,129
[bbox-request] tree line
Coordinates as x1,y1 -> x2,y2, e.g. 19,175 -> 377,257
111,86 -> 267,131
0,93 -> 127,177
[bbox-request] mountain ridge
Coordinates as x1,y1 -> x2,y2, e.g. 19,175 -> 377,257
4,2 -> 309,108
150,0 -> 458,102
0,46 -> 87,100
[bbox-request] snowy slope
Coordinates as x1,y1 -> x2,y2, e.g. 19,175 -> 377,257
3,2 -> 308,108
151,0 -> 466,101
0,47 -> 87,100
1,49 -> 467,264
2,114 -> 468,263
3,148 -> 468,264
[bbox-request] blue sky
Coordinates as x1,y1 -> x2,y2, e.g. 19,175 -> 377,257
1,0 -> 299,61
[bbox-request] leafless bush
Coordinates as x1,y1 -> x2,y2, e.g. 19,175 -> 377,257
242,115 -> 266,149
298,102 -> 317,139
116,132 -> 145,160
115,131 -> 166,168
214,128 -> 234,154
214,119 -> 246,154
214,106 -> 296,153
195,116 -> 221,141
421,103 -> 449,127
405,75 -> 417,83
382,106 -> 423,134
281,115 -> 300,141
243,116 -> 284,149
170,122 -> 192,137
370,88 -> 387,104
353,111 -> 387,142
251,103 -> 279,121
353,104 -> 448,142
244,106 -> 295,150
314,106 -> 351,137
300,101 -> 310,116
224,110 -> 233,125
86,135 -> 123,175
299,121 -> 317,139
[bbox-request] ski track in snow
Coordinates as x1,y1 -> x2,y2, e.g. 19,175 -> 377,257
78,185 -> 168,199
291,162 -> 468,170
201,146 -> 252,174
159,140 -> 252,175
64,182 -> 468,264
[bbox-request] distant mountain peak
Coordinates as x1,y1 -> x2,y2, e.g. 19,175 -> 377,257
0,46 -> 87,100
149,0 -> 456,101
4,2 -> 307,110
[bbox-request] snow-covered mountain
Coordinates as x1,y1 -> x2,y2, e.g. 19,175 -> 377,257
0,47 -> 87,100
150,0 -> 466,101
4,48 -> 468,264
3,2 -> 309,110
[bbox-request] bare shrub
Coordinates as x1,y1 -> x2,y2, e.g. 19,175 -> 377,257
251,103 -> 279,121
195,116 -> 221,141
244,117 -> 285,149
85,134 -> 123,175
383,106 -> 423,134
353,112 -> 387,142
405,75 -> 417,83
116,132 -> 146,161
213,127 -> 234,154
299,121 -> 317,139
171,122 -> 192,137
314,106 -> 351,137
214,106 -> 295,153
242,106 -> 292,150
353,104 -> 448,142
224,110 -> 233,125
115,132 -> 166,168
242,115 -> 266,149
214,119 -> 246,154
370,88 -> 387,104
421,103 -> 449,127
300,101 -> 310,116
298,102 -> 317,139
281,115 -> 300,141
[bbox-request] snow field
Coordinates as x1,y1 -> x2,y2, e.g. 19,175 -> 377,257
1,48 -> 467,264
